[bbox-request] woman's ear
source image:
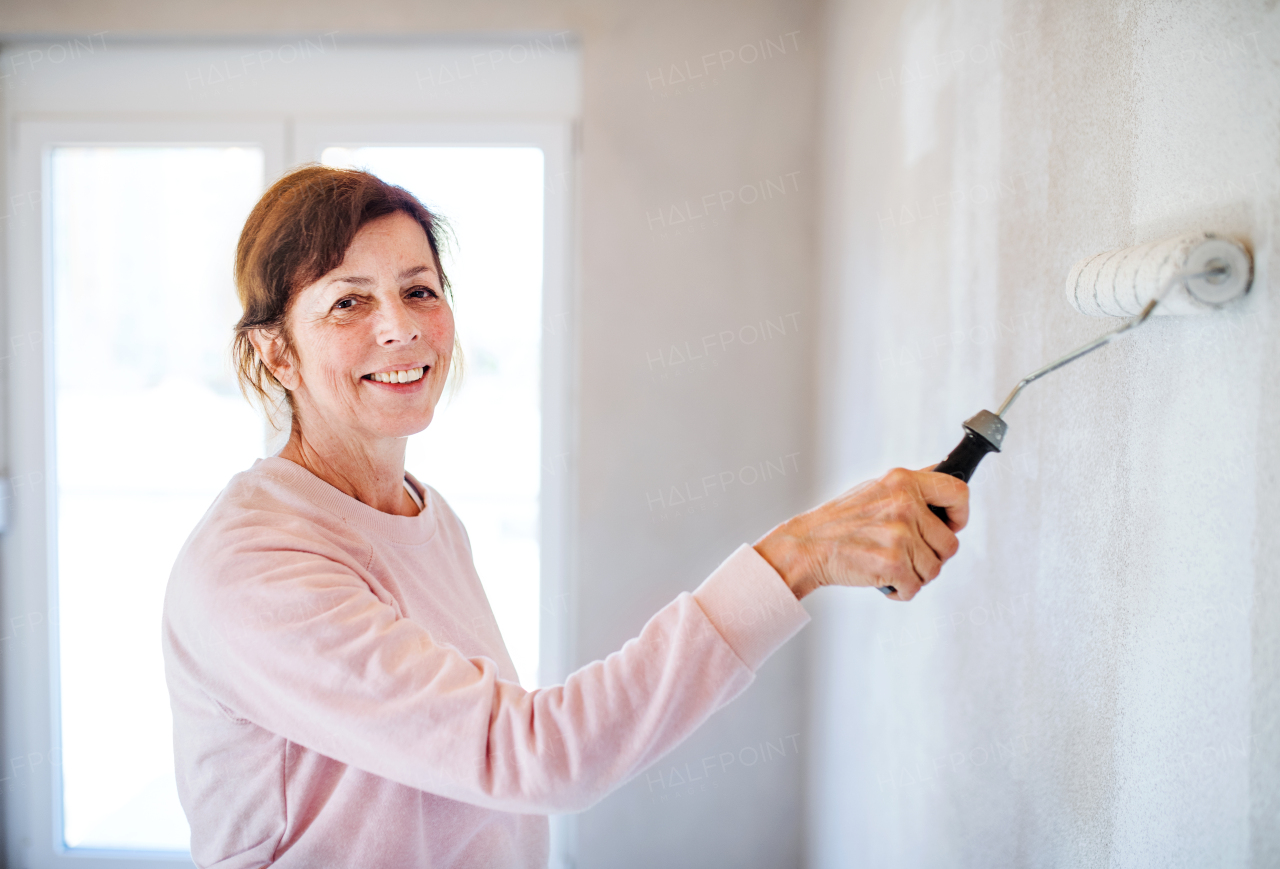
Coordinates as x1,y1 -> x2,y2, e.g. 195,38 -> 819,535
247,328 -> 300,391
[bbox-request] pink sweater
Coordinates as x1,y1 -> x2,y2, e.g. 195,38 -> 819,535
162,457 -> 809,868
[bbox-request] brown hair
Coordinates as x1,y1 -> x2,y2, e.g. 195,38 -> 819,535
232,164 -> 459,417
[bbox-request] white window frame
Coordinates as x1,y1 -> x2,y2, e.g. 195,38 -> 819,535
2,40 -> 580,869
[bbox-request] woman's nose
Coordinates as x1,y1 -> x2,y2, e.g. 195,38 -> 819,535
375,298 -> 419,345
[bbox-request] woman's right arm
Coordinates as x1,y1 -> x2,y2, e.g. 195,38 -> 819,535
163,467 -> 965,815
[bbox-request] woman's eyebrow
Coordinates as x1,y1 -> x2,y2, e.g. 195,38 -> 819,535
326,264 -> 436,287
326,274 -> 373,288
398,264 -> 436,280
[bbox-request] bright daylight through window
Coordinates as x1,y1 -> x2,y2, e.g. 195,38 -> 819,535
53,147 -> 264,849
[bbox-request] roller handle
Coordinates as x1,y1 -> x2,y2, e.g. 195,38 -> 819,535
927,429 -> 998,522
878,429 -> 998,597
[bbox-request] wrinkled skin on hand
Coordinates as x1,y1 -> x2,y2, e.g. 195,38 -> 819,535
753,467 -> 970,601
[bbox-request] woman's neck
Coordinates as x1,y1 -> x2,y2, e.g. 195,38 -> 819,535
276,424 -> 417,517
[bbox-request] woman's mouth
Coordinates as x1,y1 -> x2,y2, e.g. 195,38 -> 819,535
363,366 -> 426,385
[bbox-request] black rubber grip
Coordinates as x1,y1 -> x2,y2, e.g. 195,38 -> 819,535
879,429 -> 998,597
927,429 -> 999,523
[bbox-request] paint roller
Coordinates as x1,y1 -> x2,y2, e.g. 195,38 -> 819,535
879,231 -> 1253,596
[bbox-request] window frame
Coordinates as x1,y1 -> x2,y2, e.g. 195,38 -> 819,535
2,41 -> 580,869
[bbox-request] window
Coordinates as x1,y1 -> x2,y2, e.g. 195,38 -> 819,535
52,146 -> 266,850
4,41 -> 579,868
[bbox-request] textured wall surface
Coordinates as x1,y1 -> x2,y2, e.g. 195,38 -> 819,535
811,0 -> 1279,866
0,1 -> 820,868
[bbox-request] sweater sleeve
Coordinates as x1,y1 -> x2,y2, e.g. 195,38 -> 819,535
165,523 -> 809,815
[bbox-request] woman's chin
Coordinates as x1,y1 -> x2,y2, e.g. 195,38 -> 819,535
345,406 -> 436,442
381,412 -> 435,440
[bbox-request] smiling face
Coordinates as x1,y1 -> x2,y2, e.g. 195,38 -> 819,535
253,210 -> 455,447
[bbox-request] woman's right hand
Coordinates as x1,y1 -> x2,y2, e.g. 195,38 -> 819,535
752,467 -> 969,602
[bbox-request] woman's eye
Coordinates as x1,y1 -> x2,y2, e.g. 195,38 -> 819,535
334,298 -> 355,310
408,286 -> 439,300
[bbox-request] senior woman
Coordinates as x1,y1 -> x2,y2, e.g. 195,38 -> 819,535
162,165 -> 968,868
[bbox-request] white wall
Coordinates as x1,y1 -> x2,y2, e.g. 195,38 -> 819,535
0,1 -> 821,868
812,0 -> 1279,866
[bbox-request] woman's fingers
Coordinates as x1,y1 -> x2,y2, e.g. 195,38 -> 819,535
883,521 -> 941,602
911,531 -> 945,585
917,469 -> 970,531
871,544 -> 921,601
916,499 -> 960,565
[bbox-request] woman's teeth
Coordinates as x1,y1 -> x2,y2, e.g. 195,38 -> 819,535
368,367 -> 425,384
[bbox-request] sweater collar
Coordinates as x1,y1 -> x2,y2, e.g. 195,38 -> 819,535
253,456 -> 439,546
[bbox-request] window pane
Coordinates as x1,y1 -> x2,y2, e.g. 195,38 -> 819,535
51,147 -> 266,849
321,146 -> 544,688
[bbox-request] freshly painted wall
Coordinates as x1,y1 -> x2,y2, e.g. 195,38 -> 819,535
811,1 -> 1279,866
0,1 -> 821,867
